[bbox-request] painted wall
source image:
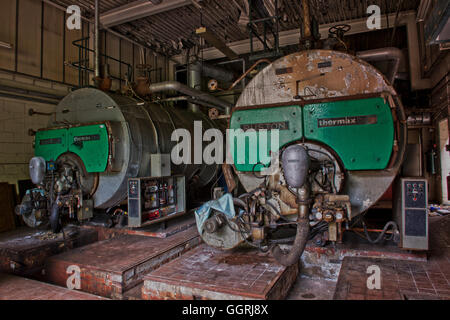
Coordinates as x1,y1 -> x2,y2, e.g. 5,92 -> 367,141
0,0 -> 176,189
0,94 -> 54,187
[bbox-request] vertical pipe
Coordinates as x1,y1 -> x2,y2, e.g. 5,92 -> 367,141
94,0 -> 100,79
188,65 -> 201,113
187,49 -> 201,113
302,0 -> 311,38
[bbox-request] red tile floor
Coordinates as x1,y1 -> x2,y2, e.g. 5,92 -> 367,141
332,215 -> 450,300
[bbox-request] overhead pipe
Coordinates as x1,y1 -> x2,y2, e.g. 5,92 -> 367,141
404,13 -> 432,90
148,81 -> 233,111
356,47 -> 404,84
358,12 -> 432,90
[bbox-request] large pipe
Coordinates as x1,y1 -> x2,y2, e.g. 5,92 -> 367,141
94,0 -> 100,79
404,13 -> 432,90
148,81 -> 233,111
356,47 -> 403,84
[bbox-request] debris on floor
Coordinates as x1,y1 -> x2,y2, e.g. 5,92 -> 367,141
0,226 -> 98,276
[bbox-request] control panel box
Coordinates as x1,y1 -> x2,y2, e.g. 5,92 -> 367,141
393,177 -> 428,250
127,175 -> 185,228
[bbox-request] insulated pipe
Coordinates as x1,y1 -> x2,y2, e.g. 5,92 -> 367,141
94,0 -> 100,79
356,47 -> 403,84
404,13 -> 432,90
148,81 -> 232,111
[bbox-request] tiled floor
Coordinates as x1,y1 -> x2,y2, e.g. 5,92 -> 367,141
332,215 -> 450,300
0,273 -> 106,300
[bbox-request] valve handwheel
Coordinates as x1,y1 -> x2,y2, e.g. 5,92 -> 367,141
328,24 -> 351,36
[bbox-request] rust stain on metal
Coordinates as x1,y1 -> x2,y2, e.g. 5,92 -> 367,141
236,50 -> 396,109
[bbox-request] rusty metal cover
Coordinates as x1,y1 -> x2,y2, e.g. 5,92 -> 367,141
142,244 -> 298,300
44,226 -> 200,299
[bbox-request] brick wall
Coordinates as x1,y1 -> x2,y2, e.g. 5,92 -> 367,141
0,96 -> 55,188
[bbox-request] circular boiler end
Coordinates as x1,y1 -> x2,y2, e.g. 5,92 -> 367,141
53,88 -> 142,209
234,50 -> 407,217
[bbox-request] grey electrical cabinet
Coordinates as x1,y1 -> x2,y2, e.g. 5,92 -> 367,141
127,175 -> 186,228
393,177 -> 428,250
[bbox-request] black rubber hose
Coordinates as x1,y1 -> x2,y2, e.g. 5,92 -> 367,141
362,220 -> 398,244
49,195 -> 61,233
271,217 -> 310,266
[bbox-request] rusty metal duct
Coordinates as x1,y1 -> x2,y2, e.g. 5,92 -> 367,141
148,81 -> 232,111
356,47 -> 404,84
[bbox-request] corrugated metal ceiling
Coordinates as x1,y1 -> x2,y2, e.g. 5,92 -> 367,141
48,0 -> 421,56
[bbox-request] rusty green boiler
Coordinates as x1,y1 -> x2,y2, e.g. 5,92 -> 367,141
32,88 -> 219,209
229,50 -> 407,219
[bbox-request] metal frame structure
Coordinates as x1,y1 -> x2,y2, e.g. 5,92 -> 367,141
247,0 -> 281,61
71,37 -> 133,87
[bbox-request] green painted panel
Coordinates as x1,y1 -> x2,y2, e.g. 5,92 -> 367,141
34,123 -> 110,173
304,97 -> 394,170
68,124 -> 109,172
35,128 -> 67,162
229,106 -> 303,172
